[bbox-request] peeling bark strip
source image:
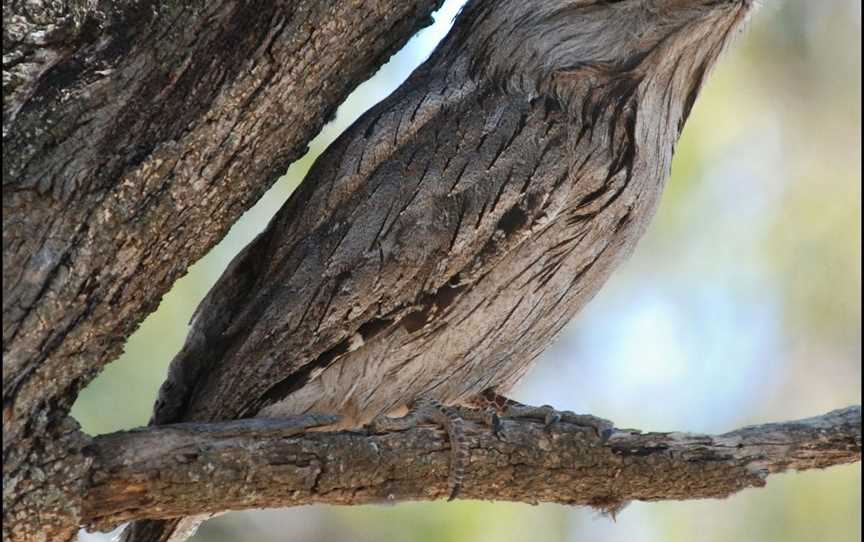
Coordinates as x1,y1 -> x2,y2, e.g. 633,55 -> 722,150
2,1 -> 441,540
82,407 -> 862,531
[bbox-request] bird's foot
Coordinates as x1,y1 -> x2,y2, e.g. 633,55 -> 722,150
469,389 -> 614,442
365,398 -> 468,501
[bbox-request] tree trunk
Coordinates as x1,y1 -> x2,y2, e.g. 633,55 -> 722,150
3,1 -> 442,540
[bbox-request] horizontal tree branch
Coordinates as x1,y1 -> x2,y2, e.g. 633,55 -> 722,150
83,405 -> 861,531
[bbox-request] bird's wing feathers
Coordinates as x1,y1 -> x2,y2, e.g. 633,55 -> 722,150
163,56 -> 588,423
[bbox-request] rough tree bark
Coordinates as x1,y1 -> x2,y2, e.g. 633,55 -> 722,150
83,407 -> 861,531
2,2 -> 860,542
3,1 -> 443,540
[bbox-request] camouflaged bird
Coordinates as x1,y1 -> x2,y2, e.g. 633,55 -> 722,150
123,0 -> 755,540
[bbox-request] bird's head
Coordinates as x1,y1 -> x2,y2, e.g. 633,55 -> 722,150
451,0 -> 756,122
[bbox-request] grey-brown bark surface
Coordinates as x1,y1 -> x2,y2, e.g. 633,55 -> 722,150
2,0 -> 860,541
3,1 -> 443,540
83,406 -> 862,531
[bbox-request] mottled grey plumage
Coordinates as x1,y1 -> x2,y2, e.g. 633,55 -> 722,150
124,0 -> 754,540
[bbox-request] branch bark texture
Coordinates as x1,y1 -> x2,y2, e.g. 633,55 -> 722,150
83,406 -> 862,532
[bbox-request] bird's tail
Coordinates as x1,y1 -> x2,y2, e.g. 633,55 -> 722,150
116,331 -> 216,542
118,519 -> 181,542
119,515 -> 210,542
118,226 -> 273,542
115,326 -> 215,542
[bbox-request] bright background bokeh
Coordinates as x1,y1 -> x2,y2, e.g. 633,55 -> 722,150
75,1 -> 861,541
